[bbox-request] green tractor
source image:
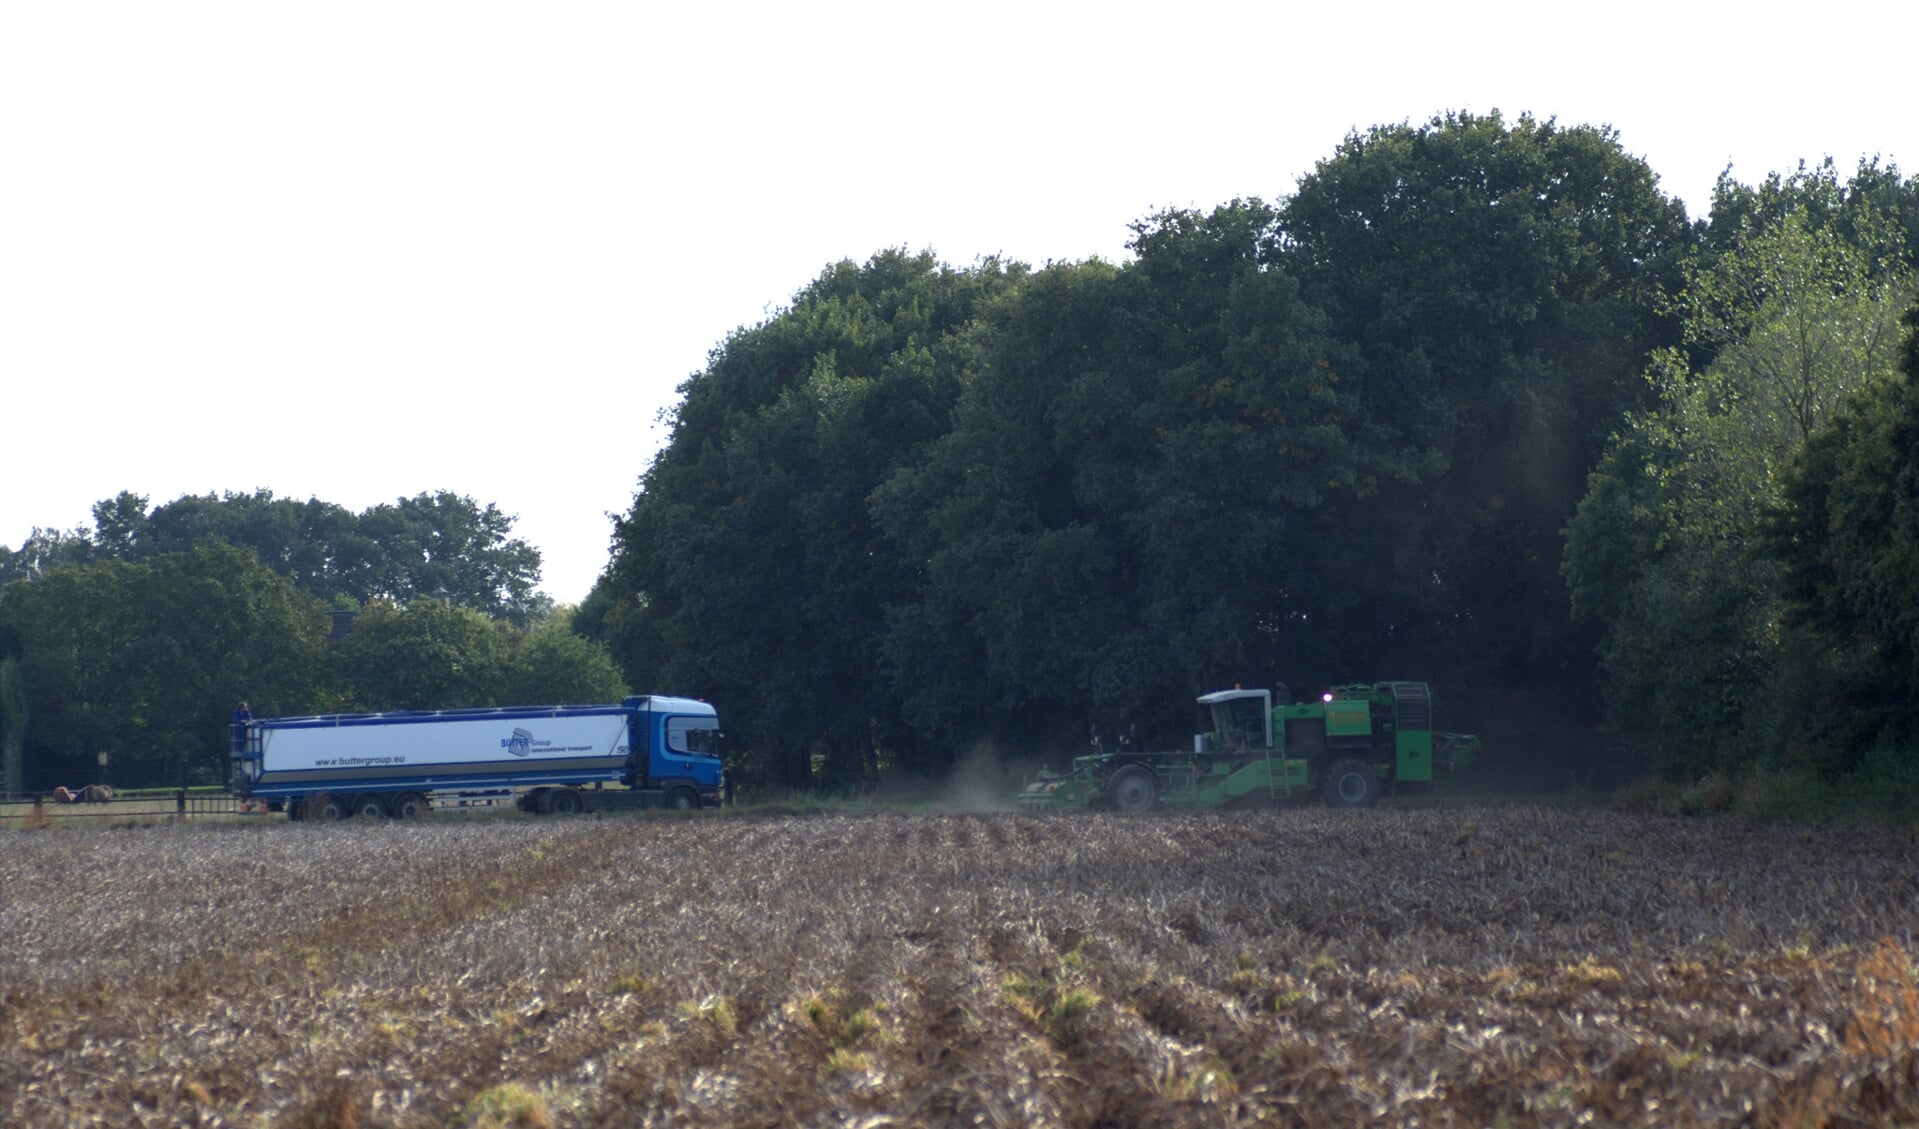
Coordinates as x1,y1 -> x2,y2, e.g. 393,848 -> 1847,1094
1018,681 -> 1480,812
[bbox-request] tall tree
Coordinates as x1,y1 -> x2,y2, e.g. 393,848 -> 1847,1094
0,543 -> 331,787
331,598 -> 516,712
354,492 -> 548,625
0,655 -> 24,795
874,257 -> 1155,749
876,204 -> 1390,751
1276,110 -> 1693,759
600,250 -> 1024,786
1564,203 -> 1914,775
0,526 -> 95,589
1704,157 -> 1919,274
3,488 -> 550,625
503,612 -> 629,706
1766,301 -> 1919,769
139,490 -> 365,601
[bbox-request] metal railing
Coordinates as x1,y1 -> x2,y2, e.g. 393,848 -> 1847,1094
0,788 -> 266,823
0,787 -> 525,824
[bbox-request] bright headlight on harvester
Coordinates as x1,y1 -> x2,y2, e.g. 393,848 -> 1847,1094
1322,692 -> 1333,702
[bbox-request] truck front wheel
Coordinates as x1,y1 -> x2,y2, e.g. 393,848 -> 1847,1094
667,787 -> 699,811
1322,758 -> 1379,808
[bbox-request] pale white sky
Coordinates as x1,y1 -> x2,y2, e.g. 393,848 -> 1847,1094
3,2 -> 1913,603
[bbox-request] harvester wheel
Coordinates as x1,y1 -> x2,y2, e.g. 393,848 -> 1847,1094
1322,758 -> 1379,808
1108,767 -> 1158,813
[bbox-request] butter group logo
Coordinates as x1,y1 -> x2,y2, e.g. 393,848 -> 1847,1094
504,727 -> 535,757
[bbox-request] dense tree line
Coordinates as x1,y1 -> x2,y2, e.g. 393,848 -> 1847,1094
4,113 -> 1912,809
589,113 -> 1919,799
0,493 -> 624,789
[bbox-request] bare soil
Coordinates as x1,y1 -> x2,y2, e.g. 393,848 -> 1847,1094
2,805 -> 1917,1126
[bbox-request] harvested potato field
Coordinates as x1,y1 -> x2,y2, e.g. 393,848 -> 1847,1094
3,807 -> 1918,1127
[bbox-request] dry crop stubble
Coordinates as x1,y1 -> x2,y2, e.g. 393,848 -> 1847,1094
0,807 -> 1917,1126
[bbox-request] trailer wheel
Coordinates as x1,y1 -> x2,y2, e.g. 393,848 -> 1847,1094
1108,767 -> 1158,813
353,794 -> 389,820
391,792 -> 429,820
314,794 -> 351,822
1322,758 -> 1379,808
549,788 -> 584,815
666,787 -> 699,811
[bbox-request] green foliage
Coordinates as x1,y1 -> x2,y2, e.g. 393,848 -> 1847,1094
1678,201 -> 1911,442
0,488 -> 607,790
873,256 -> 1155,744
1566,192 -> 1915,777
876,205 -> 1379,748
1729,764 -> 1839,822
602,249 -> 1026,787
460,1082 -> 554,1129
1766,302 -> 1919,766
0,543 -> 332,787
331,599 -> 516,711
0,655 -> 25,794
503,612 -> 629,705
597,114 -> 1700,789
0,526 -> 96,588
335,600 -> 625,714
1276,110 -> 1692,728
1612,771 -> 1734,817
1614,754 -> 1919,826
3,488 -> 550,625
1705,157 -> 1919,274
355,492 -> 550,626
5,115 -> 1904,817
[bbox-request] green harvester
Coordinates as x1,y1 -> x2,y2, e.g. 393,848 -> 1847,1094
1018,682 -> 1480,812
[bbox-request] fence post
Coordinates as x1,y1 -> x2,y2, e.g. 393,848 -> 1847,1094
176,788 -> 186,817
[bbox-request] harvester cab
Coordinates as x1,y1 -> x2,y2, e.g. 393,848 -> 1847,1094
1195,689 -> 1275,753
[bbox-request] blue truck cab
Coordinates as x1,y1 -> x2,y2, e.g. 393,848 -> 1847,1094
619,694 -> 724,801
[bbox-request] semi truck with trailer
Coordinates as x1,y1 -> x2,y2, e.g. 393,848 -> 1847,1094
230,696 -> 722,820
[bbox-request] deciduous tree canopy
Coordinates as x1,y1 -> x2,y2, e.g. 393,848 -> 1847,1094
0,543 -> 331,787
6,118 -> 1914,806
1,489 -> 550,625
1565,164 -> 1917,781
0,494 -> 616,787
599,112 -> 1752,791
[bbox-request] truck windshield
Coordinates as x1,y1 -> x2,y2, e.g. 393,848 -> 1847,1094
666,718 -> 718,756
